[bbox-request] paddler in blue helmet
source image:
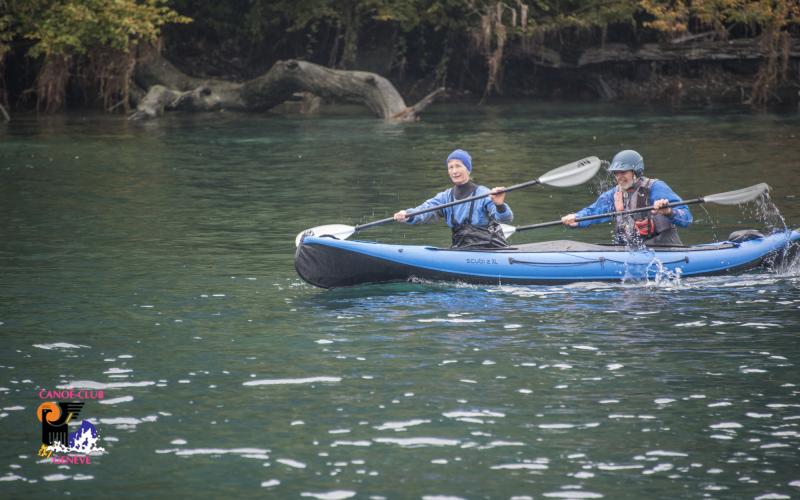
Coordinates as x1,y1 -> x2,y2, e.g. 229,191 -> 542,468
560,149 -> 692,246
393,149 -> 513,248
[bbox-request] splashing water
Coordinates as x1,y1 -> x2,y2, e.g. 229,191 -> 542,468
749,191 -> 787,233
645,255 -> 683,287
47,421 -> 106,455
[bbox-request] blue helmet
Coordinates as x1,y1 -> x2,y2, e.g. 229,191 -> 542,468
608,150 -> 644,176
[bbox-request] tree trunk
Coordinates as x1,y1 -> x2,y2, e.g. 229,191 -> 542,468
507,38 -> 800,68
131,53 -> 443,122
339,1 -> 359,70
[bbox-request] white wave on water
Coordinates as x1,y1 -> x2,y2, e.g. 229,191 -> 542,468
330,440 -> 372,447
539,423 -> 575,429
33,342 -> 89,350
443,410 -> 505,419
645,450 -> 688,457
674,321 -> 706,327
417,318 -> 486,323
708,401 -> 732,407
156,447 -> 269,458
374,419 -> 430,431
99,396 -> 134,405
261,479 -> 280,488
477,441 -> 526,450
710,422 -> 742,429
596,463 -> 643,470
654,398 -> 676,405
99,415 -> 158,428
490,463 -> 548,470
542,493 -> 604,499
643,462 -> 672,475
277,458 -> 306,468
490,285 -> 570,296
243,376 -> 342,386
301,492 -> 356,500
719,278 -> 781,288
58,380 -> 155,389
0,474 -> 26,482
373,437 -> 461,447
43,473 -> 72,481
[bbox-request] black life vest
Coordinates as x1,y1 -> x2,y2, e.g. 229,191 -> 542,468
445,186 -> 509,249
613,177 -> 683,247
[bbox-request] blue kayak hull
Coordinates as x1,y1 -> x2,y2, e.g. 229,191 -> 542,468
295,230 -> 800,288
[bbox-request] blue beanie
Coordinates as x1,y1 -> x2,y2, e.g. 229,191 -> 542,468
446,149 -> 472,172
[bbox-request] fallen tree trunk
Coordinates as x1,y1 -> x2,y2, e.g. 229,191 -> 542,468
131,53 -> 443,122
508,38 -> 800,68
577,39 -> 800,66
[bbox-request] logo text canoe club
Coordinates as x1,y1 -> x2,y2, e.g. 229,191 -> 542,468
36,389 -> 106,464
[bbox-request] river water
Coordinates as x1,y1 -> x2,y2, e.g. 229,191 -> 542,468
1,104 -> 799,499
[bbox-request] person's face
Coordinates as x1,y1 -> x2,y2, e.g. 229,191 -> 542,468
614,170 -> 636,190
448,160 -> 470,185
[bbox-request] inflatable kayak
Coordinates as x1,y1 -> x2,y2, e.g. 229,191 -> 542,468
294,230 -> 800,289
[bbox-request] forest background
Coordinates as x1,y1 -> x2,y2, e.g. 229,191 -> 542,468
1,0 -> 799,120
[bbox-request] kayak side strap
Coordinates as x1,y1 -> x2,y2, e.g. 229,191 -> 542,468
508,257 -> 604,267
509,256 -> 690,267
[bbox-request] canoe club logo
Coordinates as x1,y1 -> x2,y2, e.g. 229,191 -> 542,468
36,389 -> 106,464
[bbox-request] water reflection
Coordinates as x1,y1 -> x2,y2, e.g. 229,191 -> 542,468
1,104 -> 799,498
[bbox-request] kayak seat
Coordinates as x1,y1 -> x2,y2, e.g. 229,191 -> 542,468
507,240 -> 617,252
728,229 -> 765,243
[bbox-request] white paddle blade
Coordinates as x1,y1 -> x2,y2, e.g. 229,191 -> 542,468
703,183 -> 770,205
295,224 -> 355,247
538,156 -> 602,187
500,224 -> 516,239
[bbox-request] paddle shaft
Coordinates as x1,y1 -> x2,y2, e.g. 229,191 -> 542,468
353,178 -> 542,232
514,197 -> 703,232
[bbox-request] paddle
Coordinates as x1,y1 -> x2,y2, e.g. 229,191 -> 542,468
295,156 -> 603,246
499,183 -> 771,238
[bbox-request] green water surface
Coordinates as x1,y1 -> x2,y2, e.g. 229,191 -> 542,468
1,103 -> 799,499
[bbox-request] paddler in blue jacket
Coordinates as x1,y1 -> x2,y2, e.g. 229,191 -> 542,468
393,149 -> 513,248
560,150 -> 692,247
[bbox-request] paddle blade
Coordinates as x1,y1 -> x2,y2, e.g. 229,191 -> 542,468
500,223 -> 516,239
538,156 -> 602,187
703,183 -> 770,205
295,224 -> 355,247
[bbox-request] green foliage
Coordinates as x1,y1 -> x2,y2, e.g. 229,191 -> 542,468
2,0 -> 799,110
9,0 -> 190,58
640,0 -> 800,36
526,0 -> 639,33
0,1 -> 13,59
2,0 -> 189,112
